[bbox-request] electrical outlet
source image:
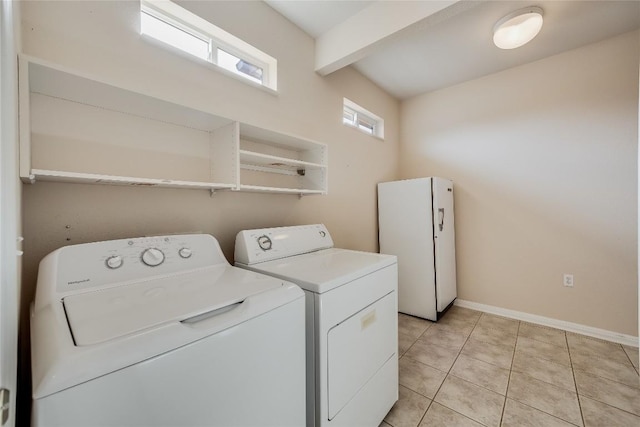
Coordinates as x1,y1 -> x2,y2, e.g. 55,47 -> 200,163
563,274 -> 574,287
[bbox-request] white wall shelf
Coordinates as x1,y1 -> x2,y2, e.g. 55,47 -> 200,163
28,169 -> 237,191
239,185 -> 326,195
237,123 -> 328,194
18,55 -> 328,196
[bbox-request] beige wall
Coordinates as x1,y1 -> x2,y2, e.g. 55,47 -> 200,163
19,1 -> 399,323
401,31 -> 639,336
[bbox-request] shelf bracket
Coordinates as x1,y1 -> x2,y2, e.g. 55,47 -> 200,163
210,189 -> 216,198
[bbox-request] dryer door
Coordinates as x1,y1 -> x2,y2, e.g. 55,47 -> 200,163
327,292 -> 396,420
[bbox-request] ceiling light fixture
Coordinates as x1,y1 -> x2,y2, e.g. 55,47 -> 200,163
493,6 -> 544,50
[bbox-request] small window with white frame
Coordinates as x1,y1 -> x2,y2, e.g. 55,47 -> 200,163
342,98 -> 384,139
140,0 -> 277,91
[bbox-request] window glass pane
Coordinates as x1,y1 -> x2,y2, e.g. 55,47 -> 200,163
141,11 -> 210,60
358,121 -> 374,134
218,49 -> 263,84
343,107 -> 356,125
358,115 -> 375,130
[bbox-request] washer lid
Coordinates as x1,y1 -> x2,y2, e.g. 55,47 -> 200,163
63,265 -> 283,346
246,248 -> 397,294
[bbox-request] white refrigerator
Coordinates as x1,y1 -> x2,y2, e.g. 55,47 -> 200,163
377,177 -> 457,321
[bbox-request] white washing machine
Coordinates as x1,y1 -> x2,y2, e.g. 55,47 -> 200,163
235,224 -> 398,427
31,233 -> 306,427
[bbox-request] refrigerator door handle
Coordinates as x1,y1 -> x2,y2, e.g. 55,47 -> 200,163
438,208 -> 445,231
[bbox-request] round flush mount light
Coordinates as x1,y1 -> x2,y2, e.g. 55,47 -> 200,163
493,6 -> 544,49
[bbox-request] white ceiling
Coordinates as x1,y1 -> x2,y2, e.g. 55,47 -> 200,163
266,1 -> 374,38
265,0 -> 640,100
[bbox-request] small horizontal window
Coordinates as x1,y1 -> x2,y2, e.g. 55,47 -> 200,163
218,49 -> 263,85
343,98 -> 384,139
141,10 -> 210,61
140,0 -> 277,91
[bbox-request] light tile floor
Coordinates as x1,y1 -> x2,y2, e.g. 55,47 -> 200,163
381,306 -> 640,427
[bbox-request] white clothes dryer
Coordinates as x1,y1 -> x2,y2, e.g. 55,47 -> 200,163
235,224 -> 398,427
31,233 -> 306,427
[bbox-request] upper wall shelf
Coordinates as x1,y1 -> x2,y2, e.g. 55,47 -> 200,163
239,151 -> 324,172
18,55 -> 328,196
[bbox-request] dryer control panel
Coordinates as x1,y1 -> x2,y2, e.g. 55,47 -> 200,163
36,234 -> 227,300
235,224 -> 334,265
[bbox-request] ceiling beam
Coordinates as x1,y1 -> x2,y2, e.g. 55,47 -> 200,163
315,0 -> 478,76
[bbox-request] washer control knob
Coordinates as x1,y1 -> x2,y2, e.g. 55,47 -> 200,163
257,235 -> 272,251
141,248 -> 165,267
178,247 -> 192,259
105,255 -> 123,269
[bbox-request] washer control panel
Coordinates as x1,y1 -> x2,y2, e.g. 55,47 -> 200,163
235,224 -> 334,265
50,234 -> 225,294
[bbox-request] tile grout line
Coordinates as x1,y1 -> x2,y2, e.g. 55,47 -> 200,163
621,345 -> 640,376
416,311 -> 485,427
413,319 -> 438,427
519,333 -> 569,351
428,312 -> 496,426
570,365 -> 640,417
415,318 -> 463,427
566,335 -> 640,390
571,360 -> 640,389
400,318 -> 433,427
499,319 -> 520,426
398,317 -> 433,357
508,327 -> 587,426
416,396 -> 433,427
566,330 -> 586,427
456,314 -> 519,389
397,318 -> 435,427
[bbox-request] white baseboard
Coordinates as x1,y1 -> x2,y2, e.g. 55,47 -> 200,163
454,299 -> 639,348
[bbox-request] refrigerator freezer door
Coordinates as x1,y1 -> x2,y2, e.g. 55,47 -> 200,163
432,178 -> 457,312
378,178 -> 437,320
